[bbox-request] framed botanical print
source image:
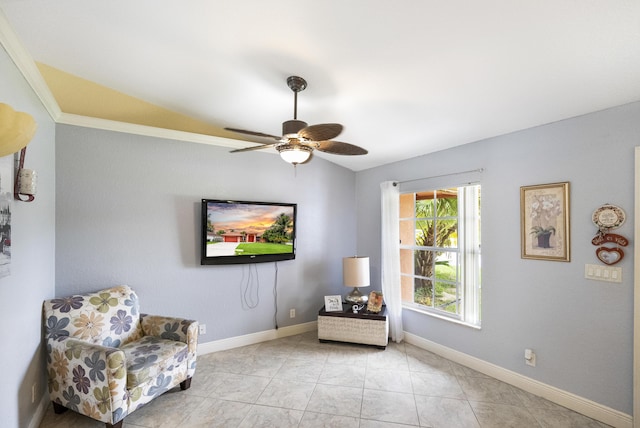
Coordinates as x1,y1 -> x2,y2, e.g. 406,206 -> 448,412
521,182 -> 570,262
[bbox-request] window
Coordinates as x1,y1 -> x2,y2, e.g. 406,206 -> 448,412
399,184 -> 481,326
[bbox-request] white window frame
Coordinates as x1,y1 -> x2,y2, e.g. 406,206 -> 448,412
400,183 -> 481,327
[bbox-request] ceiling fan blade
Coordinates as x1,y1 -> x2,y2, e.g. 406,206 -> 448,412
225,127 -> 281,141
229,143 -> 278,153
316,140 -> 368,156
298,123 -> 343,141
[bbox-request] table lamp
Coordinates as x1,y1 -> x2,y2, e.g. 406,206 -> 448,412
343,256 -> 370,304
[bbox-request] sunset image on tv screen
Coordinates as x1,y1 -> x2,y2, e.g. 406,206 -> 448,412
205,202 -> 295,258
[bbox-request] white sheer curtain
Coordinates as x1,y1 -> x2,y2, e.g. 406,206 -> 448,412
380,181 -> 404,343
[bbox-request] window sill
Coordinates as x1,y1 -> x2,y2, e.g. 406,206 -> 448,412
402,304 -> 481,330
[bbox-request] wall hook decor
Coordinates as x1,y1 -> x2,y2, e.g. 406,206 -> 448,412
591,204 -> 628,265
14,146 -> 36,202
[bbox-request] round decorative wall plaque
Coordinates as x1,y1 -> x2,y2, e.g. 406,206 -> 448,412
592,204 -> 625,230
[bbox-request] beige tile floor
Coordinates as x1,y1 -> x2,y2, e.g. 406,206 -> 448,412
39,331 -> 611,427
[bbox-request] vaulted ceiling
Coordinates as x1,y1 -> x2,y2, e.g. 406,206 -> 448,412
1,1 -> 639,171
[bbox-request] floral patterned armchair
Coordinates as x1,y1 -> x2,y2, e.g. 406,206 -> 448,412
43,285 -> 198,428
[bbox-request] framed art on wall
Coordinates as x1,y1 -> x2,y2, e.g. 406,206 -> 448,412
0,154 -> 12,278
520,182 -> 570,262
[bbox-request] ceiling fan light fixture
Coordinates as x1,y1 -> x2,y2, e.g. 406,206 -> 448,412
226,75 -> 367,164
277,143 -> 312,165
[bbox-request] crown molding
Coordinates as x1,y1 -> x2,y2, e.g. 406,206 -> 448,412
0,7 -> 61,121
0,7 -> 272,155
57,112 -> 266,151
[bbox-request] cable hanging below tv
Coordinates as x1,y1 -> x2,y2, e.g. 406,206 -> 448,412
201,199 -> 297,265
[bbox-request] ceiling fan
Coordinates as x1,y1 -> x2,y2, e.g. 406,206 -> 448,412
225,76 -> 367,165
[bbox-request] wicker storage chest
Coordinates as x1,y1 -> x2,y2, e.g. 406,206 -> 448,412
318,304 -> 388,349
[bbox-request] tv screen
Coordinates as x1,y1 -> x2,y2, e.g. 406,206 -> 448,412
201,199 -> 297,265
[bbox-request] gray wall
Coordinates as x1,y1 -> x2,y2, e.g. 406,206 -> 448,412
55,125 -> 357,339
0,46 -> 56,427
355,101 -> 640,415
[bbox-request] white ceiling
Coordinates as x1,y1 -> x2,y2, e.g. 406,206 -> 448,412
1,0 -> 639,171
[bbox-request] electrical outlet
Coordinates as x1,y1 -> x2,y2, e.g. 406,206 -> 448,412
289,309 -> 295,318
525,348 -> 536,367
31,383 -> 36,403
199,324 -> 206,335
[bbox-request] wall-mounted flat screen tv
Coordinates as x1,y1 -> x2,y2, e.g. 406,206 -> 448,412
201,199 -> 297,265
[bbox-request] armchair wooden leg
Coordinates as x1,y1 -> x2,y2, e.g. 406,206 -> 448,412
180,377 -> 192,390
106,422 -> 123,428
51,401 -> 67,414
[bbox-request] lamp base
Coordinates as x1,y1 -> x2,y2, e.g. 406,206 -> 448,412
345,287 -> 368,304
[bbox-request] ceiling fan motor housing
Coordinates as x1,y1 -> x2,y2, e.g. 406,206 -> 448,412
287,76 -> 307,92
282,119 -> 308,138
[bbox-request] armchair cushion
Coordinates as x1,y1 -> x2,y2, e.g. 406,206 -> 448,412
46,285 -> 143,347
120,336 -> 188,389
43,285 -> 198,428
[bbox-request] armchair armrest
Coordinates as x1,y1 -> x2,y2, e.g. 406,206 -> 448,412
139,315 -> 199,379
47,338 -> 128,425
140,314 -> 198,353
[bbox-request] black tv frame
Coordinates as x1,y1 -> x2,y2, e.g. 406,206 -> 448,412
200,199 -> 297,265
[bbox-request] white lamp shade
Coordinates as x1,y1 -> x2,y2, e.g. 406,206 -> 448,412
343,256 -> 370,288
0,103 -> 36,157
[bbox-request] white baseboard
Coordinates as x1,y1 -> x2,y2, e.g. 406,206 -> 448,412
28,393 -> 49,428
404,332 -> 632,428
197,321 -> 318,355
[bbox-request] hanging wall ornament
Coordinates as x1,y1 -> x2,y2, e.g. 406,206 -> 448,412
592,204 -> 626,232
591,233 -> 628,246
595,246 -> 624,265
591,204 -> 628,265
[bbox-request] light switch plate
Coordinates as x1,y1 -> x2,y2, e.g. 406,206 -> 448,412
585,264 -> 622,283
